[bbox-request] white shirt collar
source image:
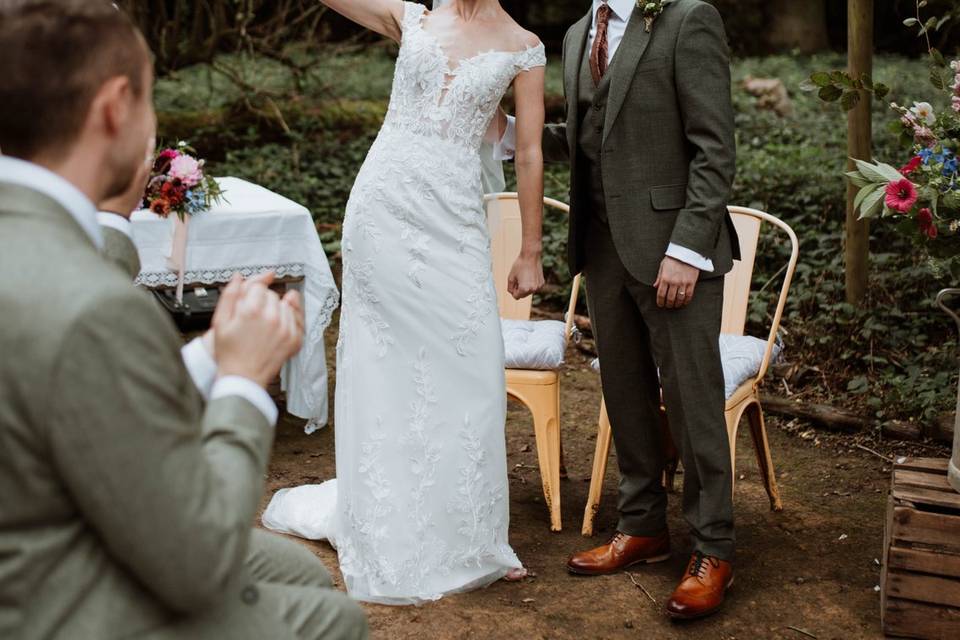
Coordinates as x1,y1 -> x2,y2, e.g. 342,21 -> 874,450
96,211 -> 133,239
594,0 -> 635,22
0,156 -> 103,248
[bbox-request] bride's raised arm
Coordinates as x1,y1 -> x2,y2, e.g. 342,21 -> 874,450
319,0 -> 407,42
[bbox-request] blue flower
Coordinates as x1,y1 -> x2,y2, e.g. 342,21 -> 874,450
935,147 -> 954,163
943,157 -> 958,176
184,189 -> 206,214
919,148 -> 935,164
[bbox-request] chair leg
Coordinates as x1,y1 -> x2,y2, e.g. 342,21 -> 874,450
746,400 -> 783,512
522,382 -> 562,532
725,405 -> 742,495
559,431 -> 568,480
582,398 -> 612,537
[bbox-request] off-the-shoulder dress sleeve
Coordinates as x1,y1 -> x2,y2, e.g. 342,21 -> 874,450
515,42 -> 547,73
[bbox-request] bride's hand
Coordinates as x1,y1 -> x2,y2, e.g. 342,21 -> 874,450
507,252 -> 545,300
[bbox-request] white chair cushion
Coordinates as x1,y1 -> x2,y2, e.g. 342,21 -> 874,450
590,334 -> 782,400
719,334 -> 781,399
501,319 -> 567,370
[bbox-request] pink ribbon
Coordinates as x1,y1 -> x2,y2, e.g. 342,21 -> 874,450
166,215 -> 190,305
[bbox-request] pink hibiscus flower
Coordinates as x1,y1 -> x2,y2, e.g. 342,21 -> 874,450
885,178 -> 918,213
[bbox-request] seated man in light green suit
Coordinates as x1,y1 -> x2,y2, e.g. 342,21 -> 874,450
0,2 -> 367,639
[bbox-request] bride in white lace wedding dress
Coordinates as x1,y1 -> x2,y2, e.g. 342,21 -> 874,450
263,0 -> 546,605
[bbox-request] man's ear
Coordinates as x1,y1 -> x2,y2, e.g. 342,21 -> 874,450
91,76 -> 133,140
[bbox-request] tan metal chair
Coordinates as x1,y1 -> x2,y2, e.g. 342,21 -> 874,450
582,206 -> 799,536
485,193 -> 582,532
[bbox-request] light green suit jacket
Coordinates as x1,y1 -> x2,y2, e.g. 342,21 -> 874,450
0,182 -> 275,638
99,222 -> 142,281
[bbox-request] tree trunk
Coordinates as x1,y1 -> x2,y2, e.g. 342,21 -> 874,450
846,0 -> 873,304
766,0 -> 829,53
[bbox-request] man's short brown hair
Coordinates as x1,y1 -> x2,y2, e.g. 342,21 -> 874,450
0,0 -> 151,160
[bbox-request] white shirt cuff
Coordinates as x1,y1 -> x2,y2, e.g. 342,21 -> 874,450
492,115 -> 517,161
96,211 -> 133,238
181,337 -> 218,400
665,243 -> 714,272
211,376 -> 279,427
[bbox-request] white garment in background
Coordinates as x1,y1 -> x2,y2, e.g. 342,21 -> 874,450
262,1 -> 544,605
495,0 -> 714,272
0,156 -> 276,425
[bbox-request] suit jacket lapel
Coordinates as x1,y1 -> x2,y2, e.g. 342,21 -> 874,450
565,12 -> 592,149
603,5 -> 653,142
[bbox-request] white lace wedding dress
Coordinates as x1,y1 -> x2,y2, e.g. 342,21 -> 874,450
262,1 -> 546,605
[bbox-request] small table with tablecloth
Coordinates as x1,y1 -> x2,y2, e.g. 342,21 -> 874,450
130,177 -> 339,433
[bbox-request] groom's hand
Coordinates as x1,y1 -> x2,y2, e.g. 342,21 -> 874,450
213,278 -> 304,387
654,257 -> 699,309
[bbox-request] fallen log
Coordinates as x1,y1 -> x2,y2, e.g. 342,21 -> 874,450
759,395 -> 869,433
931,413 -> 957,443
760,396 -> 955,444
882,420 -> 923,442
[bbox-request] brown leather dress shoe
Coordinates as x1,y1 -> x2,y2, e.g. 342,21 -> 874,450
665,552 -> 734,620
566,531 -> 670,575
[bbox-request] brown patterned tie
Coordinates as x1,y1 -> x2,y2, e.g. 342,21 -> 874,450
590,1 -> 613,86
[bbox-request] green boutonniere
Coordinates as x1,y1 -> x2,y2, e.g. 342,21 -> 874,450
637,0 -> 676,33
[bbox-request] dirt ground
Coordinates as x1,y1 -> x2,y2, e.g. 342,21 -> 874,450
258,317 -> 951,640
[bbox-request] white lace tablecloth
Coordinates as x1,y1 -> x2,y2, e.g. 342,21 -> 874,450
131,177 -> 339,433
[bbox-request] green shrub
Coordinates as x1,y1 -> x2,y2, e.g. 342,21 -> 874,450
161,51 -> 958,424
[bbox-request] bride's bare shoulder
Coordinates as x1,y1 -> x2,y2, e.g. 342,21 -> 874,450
498,13 -> 542,51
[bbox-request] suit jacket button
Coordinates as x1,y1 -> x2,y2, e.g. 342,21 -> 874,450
594,103 -> 603,111
241,585 -> 259,605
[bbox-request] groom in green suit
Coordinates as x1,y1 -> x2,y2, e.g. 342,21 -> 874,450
0,2 -> 367,639
501,0 -> 739,620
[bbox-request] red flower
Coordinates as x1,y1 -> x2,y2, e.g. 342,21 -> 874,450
917,207 -> 938,239
885,178 -> 918,213
149,198 -> 171,217
160,180 -> 186,206
899,155 -> 922,176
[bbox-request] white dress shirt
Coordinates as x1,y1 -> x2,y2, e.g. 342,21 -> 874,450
0,156 -> 277,425
496,0 -> 715,272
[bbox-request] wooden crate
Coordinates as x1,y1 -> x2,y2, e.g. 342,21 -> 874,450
882,457 -> 960,639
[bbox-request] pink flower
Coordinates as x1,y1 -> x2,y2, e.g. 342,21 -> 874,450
158,149 -> 179,161
913,126 -> 936,145
899,156 -> 922,176
169,154 -> 203,187
952,96 -> 960,113
885,178 -> 918,213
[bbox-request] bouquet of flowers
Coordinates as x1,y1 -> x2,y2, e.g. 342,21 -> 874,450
847,61 -> 960,276
142,142 -> 223,221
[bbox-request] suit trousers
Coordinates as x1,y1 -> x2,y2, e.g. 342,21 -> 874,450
144,530 -> 368,640
584,214 -> 735,560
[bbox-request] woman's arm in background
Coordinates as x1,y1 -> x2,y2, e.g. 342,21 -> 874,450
320,0 -> 406,42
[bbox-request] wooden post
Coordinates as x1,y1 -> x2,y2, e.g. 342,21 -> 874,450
846,0 -> 873,304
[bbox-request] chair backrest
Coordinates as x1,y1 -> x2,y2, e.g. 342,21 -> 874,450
721,210 -> 762,336
485,194 -> 533,320
722,206 -> 800,384
484,193 -> 582,343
